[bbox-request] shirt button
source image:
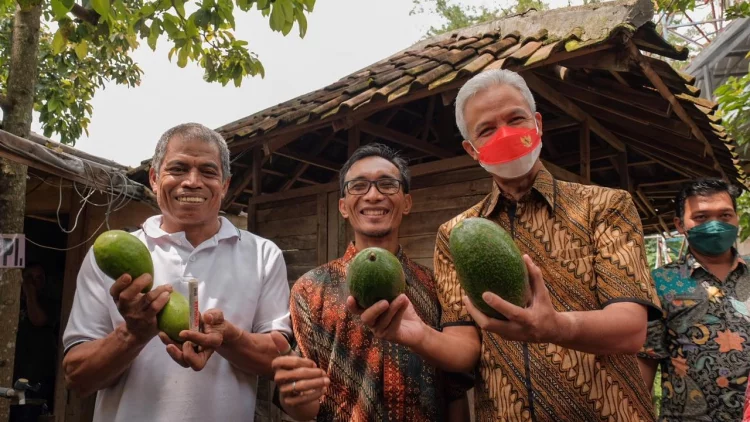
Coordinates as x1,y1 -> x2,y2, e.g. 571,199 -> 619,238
189,256 -> 196,262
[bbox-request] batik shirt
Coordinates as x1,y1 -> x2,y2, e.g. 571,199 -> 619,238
436,168 -> 661,422
639,252 -> 750,422
289,243 -> 471,422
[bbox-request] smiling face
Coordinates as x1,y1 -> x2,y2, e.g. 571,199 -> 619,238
461,83 -> 542,157
149,136 -> 230,232
338,156 -> 412,240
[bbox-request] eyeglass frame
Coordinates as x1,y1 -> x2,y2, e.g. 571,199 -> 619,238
342,178 -> 405,196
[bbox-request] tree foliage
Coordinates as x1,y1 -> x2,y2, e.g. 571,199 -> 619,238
410,0 -> 548,37
0,0 -> 315,144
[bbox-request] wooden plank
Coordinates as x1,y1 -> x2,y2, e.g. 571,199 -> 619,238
627,42 -> 727,181
400,208 -> 466,237
617,150 -> 631,192
636,188 -> 671,234
542,159 -> 593,185
272,234 -> 318,251
422,96 -> 436,141
400,234 -> 437,259
523,72 -> 626,152
256,198 -> 316,222
256,215 -> 318,239
275,147 -> 341,172
282,249 -> 318,266
410,178 -> 492,209
411,166 -> 488,190
359,120 -> 454,159
327,191 -> 341,260
287,265 -> 313,282
247,146 -> 263,233
580,122 -> 590,181
412,257 -> 434,269
257,194 -> 317,210
317,193 -> 328,265
348,125 -> 361,156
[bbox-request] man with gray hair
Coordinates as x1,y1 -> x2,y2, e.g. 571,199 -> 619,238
354,70 -> 662,421
62,123 -> 293,421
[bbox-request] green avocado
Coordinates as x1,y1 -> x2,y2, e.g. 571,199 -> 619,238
449,217 -> 530,320
347,247 -> 406,309
157,291 -> 190,343
93,230 -> 154,293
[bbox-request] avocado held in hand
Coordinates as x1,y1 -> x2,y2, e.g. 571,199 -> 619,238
347,247 -> 406,309
93,230 -> 154,293
157,291 -> 190,343
449,217 -> 530,320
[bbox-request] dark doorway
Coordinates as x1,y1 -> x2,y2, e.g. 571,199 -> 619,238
10,217 -> 67,422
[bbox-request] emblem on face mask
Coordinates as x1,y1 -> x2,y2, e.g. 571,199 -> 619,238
521,135 -> 533,147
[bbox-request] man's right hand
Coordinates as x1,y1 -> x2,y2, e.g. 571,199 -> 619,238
109,273 -> 172,343
346,294 -> 427,348
270,332 -> 329,412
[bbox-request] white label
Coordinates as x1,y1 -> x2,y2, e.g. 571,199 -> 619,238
0,234 -> 25,269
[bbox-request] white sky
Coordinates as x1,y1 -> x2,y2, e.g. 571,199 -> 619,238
32,0 -> 573,167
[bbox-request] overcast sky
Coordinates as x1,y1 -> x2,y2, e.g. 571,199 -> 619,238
32,0 -> 574,167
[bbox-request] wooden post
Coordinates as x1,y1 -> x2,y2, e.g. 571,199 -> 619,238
617,149 -> 631,192
246,146 -> 263,233
316,193 -> 328,265
579,122 -> 590,182
348,125 -> 360,156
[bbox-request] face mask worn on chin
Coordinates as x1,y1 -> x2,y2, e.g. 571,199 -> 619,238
686,219 -> 739,256
469,122 -> 542,179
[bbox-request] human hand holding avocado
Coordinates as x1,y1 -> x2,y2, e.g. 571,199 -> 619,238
346,294 -> 427,348
158,308 -> 228,371
109,273 -> 173,344
463,255 -> 567,344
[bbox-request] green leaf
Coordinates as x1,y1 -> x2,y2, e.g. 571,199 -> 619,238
257,0 -> 268,10
52,29 -> 67,55
173,0 -> 186,18
148,21 -> 161,50
281,19 -> 293,36
236,0 -> 249,11
91,0 -> 110,19
51,0 -> 73,18
74,40 -> 88,60
303,0 -> 314,12
177,47 -> 188,67
295,7 -> 307,38
270,2 -> 284,30
162,15 -> 180,36
279,0 -> 293,22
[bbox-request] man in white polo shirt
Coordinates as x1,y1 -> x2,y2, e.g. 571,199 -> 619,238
62,123 -> 292,422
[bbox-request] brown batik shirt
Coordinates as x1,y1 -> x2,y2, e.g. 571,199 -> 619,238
435,168 -> 661,422
289,243 -> 472,422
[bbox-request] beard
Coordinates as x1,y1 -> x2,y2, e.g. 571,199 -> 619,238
359,227 -> 392,238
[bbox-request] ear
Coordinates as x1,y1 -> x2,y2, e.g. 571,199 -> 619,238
674,216 -> 685,235
462,140 -> 479,160
338,197 -> 349,219
534,112 -> 543,137
149,167 -> 158,193
402,193 -> 413,216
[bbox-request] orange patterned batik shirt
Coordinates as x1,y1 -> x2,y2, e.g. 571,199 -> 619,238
289,243 -> 472,422
435,168 -> 662,422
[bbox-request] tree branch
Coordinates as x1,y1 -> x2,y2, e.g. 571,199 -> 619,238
71,4 -> 100,25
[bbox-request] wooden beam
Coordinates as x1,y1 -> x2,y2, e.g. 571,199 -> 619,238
275,148 -> 341,172
316,193 -> 328,265
542,159 -> 592,185
580,122 -> 590,182
441,90 -> 458,106
359,120 -> 454,158
545,115 -> 579,132
222,156 -> 270,210
523,72 -> 626,152
422,96 -> 436,141
556,147 -> 619,167
247,146 -> 263,232
636,188 -> 671,234
617,150 -> 631,192
281,133 -> 336,191
627,42 -> 728,181
348,125 -> 361,156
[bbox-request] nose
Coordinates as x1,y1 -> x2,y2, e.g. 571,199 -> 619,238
181,169 -> 202,188
363,183 -> 385,201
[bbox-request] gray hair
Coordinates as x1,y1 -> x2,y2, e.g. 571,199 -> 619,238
152,123 -> 232,181
455,69 -> 537,140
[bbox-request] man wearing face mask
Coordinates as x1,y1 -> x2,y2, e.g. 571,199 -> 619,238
353,69 -> 661,421
639,178 -> 749,422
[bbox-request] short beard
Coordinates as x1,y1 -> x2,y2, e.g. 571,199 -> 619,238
359,228 -> 392,238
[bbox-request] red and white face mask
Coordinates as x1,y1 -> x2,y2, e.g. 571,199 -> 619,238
469,122 -> 542,179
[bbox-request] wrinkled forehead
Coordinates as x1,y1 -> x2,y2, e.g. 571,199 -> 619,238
162,137 -> 222,166
345,156 -> 401,181
465,84 -> 532,115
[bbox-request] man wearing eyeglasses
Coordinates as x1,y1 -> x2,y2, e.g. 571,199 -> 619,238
268,143 -> 472,421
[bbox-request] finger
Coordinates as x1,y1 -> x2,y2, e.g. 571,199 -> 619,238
270,331 -> 294,357
372,295 -> 408,333
183,341 -> 213,371
524,255 -> 548,303
463,296 -> 507,333
275,367 -> 326,385
158,331 -> 180,346
279,376 -> 330,395
148,290 -> 172,315
481,292 -> 524,322
357,300 -> 391,327
345,296 -> 366,316
202,309 -> 224,326
283,387 -> 326,407
179,330 -> 222,349
272,356 -> 317,371
109,273 -> 133,301
165,344 -> 189,368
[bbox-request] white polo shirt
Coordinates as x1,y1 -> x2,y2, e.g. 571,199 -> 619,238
63,216 -> 292,422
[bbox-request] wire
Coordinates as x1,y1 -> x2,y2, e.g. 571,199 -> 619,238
25,219 -> 106,252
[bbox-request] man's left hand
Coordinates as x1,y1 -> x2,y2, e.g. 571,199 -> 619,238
158,308 -> 230,371
464,255 -> 571,344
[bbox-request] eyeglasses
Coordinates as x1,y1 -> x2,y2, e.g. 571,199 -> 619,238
344,178 -> 403,196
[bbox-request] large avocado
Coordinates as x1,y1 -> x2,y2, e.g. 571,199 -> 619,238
93,230 -> 154,293
157,291 -> 190,343
347,247 -> 406,309
449,217 -> 530,320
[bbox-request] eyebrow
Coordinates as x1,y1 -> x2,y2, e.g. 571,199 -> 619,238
473,107 -> 530,132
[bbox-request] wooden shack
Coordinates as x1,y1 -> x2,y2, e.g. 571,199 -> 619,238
128,0 -> 746,420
